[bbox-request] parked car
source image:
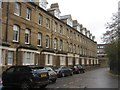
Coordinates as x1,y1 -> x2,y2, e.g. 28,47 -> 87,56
70,65 -> 85,74
2,65 -> 49,89
52,66 -> 73,77
44,66 -> 57,83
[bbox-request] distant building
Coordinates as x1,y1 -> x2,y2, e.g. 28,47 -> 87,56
97,44 -> 109,67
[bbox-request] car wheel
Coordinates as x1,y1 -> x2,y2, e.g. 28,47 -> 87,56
70,72 -> 73,76
62,73 -> 65,77
21,81 -> 29,90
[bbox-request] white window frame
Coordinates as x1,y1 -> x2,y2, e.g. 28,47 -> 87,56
68,57 -> 73,65
26,52 -> 30,65
46,18 -> 50,29
67,29 -> 69,38
67,42 -> 69,52
87,59 -> 89,65
70,31 -> 72,38
54,22 -> 57,32
35,54 -> 39,65
59,39 -> 63,51
81,58 -> 84,65
70,43 -> 72,52
60,25 -> 63,34
37,33 -> 42,46
13,25 -> 19,42
74,32 -> 76,39
1,49 -> 5,65
60,56 -> 66,65
25,29 -> 30,44
53,38 -> 57,49
75,58 -> 79,65
0,1 -> 2,8
23,52 -> 34,65
7,51 -> 13,65
14,2 -> 20,16
26,8 -> 31,20
38,14 -> 43,25
73,45 -> 76,53
46,35 -> 49,48
45,54 -> 52,65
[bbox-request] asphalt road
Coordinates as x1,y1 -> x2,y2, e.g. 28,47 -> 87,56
0,67 -> 119,89
46,67 -> 119,89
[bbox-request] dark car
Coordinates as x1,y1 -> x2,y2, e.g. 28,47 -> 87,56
70,65 -> 85,74
53,66 -> 73,77
2,65 -> 49,89
44,67 -> 57,83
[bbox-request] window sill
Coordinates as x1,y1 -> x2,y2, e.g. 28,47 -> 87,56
37,45 -> 42,48
12,40 -> 19,43
25,43 -> 30,45
14,13 -> 20,16
26,18 -> 30,21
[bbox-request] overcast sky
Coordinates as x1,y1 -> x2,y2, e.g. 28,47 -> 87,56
47,0 -> 119,44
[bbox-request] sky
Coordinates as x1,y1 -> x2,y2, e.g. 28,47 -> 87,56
47,0 -> 119,44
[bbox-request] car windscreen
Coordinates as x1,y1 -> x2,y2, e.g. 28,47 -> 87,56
45,67 -> 53,71
31,67 -> 46,73
52,67 -> 60,70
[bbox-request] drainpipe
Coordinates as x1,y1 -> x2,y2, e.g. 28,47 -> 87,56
40,49 -> 43,65
5,2 -> 9,42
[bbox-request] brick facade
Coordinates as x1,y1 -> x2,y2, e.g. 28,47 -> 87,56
0,2 -> 98,71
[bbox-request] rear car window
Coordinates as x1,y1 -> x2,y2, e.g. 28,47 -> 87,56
31,67 -> 46,72
6,67 -> 15,73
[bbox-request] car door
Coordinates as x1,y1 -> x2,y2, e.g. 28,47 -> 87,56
2,66 -> 16,85
13,66 -> 30,85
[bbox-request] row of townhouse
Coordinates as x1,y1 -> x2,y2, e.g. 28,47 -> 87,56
0,1 -> 99,70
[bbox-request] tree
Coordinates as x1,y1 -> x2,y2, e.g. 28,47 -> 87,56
102,13 -> 118,43
102,13 -> 120,74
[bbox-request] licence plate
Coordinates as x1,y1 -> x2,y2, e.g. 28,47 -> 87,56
41,74 -> 47,77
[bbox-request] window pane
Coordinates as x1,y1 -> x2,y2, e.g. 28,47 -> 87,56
14,2 -> 20,16
38,14 -> 43,25
46,36 -> 49,48
25,29 -> 30,44
53,38 -> 57,49
8,51 -> 13,65
60,40 -> 62,50
26,8 -> 31,20
46,18 -> 50,29
1,50 -> 5,65
38,33 -> 41,46
13,25 -> 19,42
35,54 -> 39,65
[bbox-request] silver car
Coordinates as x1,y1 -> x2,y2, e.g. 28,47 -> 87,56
44,67 -> 57,83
